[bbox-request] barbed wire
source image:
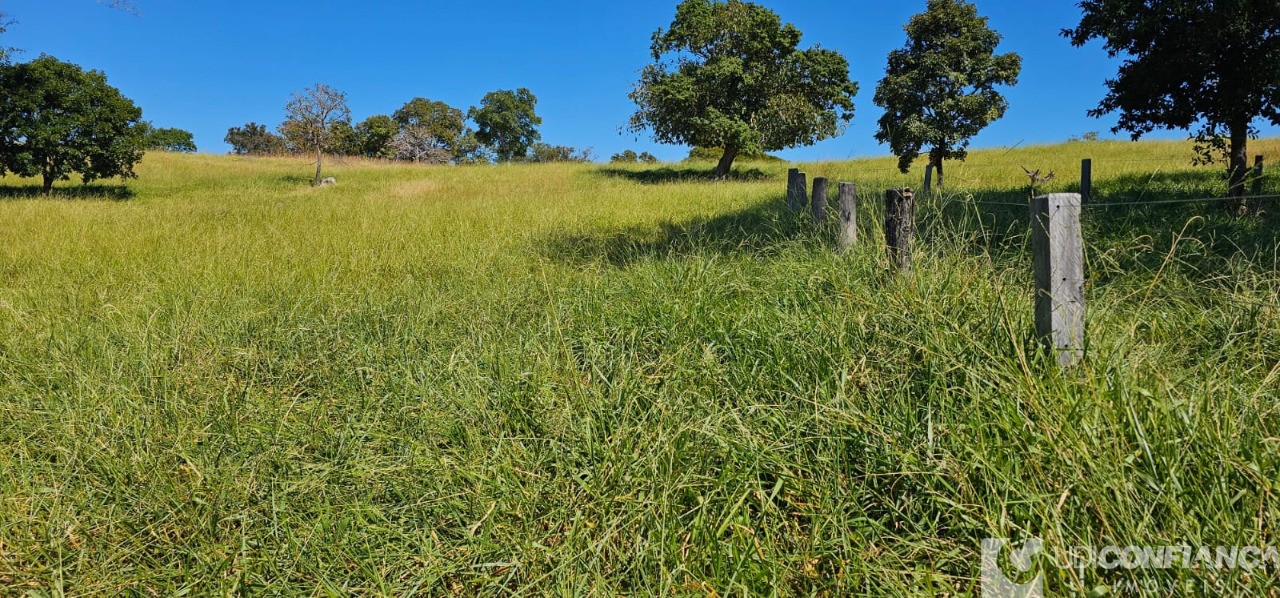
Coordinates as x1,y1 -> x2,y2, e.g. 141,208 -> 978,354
1085,194 -> 1280,207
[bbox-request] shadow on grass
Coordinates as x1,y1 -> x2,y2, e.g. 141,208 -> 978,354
939,170 -> 1280,274
595,166 -> 771,185
540,197 -> 816,267
0,184 -> 135,201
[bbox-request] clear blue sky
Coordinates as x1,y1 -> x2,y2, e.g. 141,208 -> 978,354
5,0 -> 1278,161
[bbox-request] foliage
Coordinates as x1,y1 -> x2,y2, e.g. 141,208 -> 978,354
388,128 -> 452,164
628,0 -> 857,177
685,146 -> 780,162
0,12 -> 11,64
282,83 -> 351,184
140,123 -> 197,153
393,98 -> 469,159
610,149 -> 660,164
325,121 -> 361,156
469,88 -> 542,162
1064,0 -> 1280,201
0,54 -> 145,194
356,115 -> 397,159
529,142 -> 592,163
873,0 -> 1020,186
225,122 -> 285,156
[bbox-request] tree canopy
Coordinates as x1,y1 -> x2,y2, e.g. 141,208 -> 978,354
0,55 -> 145,194
1064,0 -> 1280,204
628,0 -> 857,178
873,0 -> 1020,188
394,98 -> 469,159
225,122 -> 285,156
356,115 -> 397,159
469,88 -> 542,163
141,124 -> 197,152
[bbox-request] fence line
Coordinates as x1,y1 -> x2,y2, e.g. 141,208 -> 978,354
784,157 -> 1275,369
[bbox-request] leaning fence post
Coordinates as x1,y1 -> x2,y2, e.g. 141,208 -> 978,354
837,183 -> 857,252
1032,193 -> 1085,368
1080,159 -> 1092,205
786,168 -> 800,212
812,177 -> 829,223
923,164 -> 934,195
885,188 -> 916,274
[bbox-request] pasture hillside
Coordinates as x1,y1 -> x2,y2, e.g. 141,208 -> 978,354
2,140 -> 1279,594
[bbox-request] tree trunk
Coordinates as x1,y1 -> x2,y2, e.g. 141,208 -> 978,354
314,147 -> 324,186
42,172 -> 54,196
934,155 -> 945,189
714,147 -> 739,179
1228,119 -> 1248,212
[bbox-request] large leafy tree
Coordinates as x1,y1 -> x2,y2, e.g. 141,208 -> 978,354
1065,0 -> 1280,207
629,0 -> 857,178
469,88 -> 542,163
874,0 -> 1020,188
282,83 -> 350,185
356,114 -> 397,159
393,98 -> 469,159
0,55 -> 145,195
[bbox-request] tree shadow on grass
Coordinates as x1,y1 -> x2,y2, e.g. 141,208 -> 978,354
540,197 -> 816,267
595,166 -> 772,185
0,184 -> 135,201
938,170 -> 1280,276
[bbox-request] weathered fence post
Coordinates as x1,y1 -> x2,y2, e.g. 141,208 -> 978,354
1032,193 -> 1085,368
1080,159 -> 1092,205
812,177 -> 829,223
788,171 -> 809,214
1254,155 -> 1265,191
837,183 -> 858,252
923,164 -> 934,195
885,188 -> 916,274
786,168 -> 800,212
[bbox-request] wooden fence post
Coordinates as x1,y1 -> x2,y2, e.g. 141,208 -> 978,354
885,188 -> 916,274
1032,193 -> 1085,368
837,183 -> 857,252
812,177 -> 829,223
793,172 -> 808,214
1080,159 -> 1092,205
1253,155 -> 1265,193
923,164 -> 934,195
786,168 -> 799,212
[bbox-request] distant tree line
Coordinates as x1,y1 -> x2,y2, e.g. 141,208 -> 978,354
226,87 -> 592,168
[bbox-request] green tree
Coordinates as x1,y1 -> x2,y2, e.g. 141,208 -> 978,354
611,149 -> 640,163
393,98 -> 469,158
469,88 -> 542,162
1065,0 -> 1280,207
325,121 -> 361,156
0,55 -> 145,195
282,83 -> 350,185
529,143 -> 592,163
873,0 -> 1020,189
140,123 -> 197,152
225,122 -> 285,155
356,114 -> 397,159
629,0 -> 857,178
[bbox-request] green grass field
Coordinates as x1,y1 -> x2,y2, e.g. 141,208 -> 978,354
2,139 -> 1279,595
